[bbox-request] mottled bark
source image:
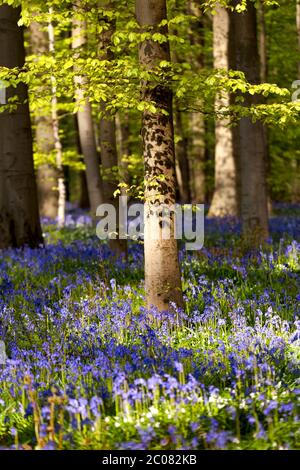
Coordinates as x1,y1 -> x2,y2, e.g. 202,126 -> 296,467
230,2 -> 269,242
208,6 -> 238,217
0,6 -> 42,248
72,11 -> 104,217
30,22 -> 58,219
136,0 -> 184,311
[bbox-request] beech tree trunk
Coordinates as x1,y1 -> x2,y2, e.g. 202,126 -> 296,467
190,113 -> 206,204
188,1 -> 206,204
258,0 -> 272,214
116,113 -> 131,192
230,2 -> 269,242
99,1 -> 126,255
208,6 -> 238,217
292,0 -> 300,202
172,2 -> 191,204
0,6 -> 42,249
175,108 -> 191,203
48,8 -> 66,227
258,0 -> 268,84
72,11 -> 104,217
30,21 -> 58,220
136,0 -> 184,311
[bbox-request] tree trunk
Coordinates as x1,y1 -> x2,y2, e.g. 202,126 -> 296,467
0,5 -> 42,248
187,1 -> 206,204
116,113 -> 131,192
48,8 -> 66,227
190,112 -> 206,203
29,21 -> 58,220
258,0 -> 272,214
292,0 -> 300,202
172,2 -> 191,204
230,2 -> 269,242
175,108 -> 191,203
208,6 -> 238,217
99,2 -> 127,255
72,10 -> 104,217
258,0 -> 268,84
136,0 -> 184,311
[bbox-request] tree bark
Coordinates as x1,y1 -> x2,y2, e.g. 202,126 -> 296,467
208,6 -> 238,217
230,2 -> 269,242
48,8 -> 66,227
190,113 -> 206,204
116,113 -> 131,192
99,1 -> 127,255
175,108 -> 191,203
72,10 -> 104,218
0,5 -> 42,249
172,1 -> 191,204
30,21 -> 58,220
136,0 -> 184,311
188,1 -> 206,204
292,0 -> 300,202
258,0 -> 272,214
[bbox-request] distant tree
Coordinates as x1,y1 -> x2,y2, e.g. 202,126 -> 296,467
99,0 -> 127,255
175,107 -> 191,204
72,4 -> 104,218
48,7 -> 66,227
188,0 -> 206,204
292,0 -> 300,202
208,6 -> 238,217
230,1 -> 269,242
30,20 -> 58,220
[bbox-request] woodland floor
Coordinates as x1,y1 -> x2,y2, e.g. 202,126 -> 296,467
0,204 -> 299,449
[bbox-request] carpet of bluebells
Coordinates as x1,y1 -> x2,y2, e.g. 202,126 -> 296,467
0,205 -> 300,450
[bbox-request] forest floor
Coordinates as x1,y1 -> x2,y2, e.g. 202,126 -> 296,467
0,205 -> 299,450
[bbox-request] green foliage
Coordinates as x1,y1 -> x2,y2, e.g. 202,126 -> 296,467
0,0 -> 299,199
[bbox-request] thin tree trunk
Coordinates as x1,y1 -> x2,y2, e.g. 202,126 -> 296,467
208,6 -> 238,217
79,170 -> 90,209
48,8 -> 66,227
188,1 -> 206,204
99,1 -> 126,255
116,113 -> 131,192
258,0 -> 272,214
190,112 -> 206,203
258,0 -> 268,84
172,2 -> 191,204
136,0 -> 184,311
29,21 -> 58,220
292,0 -> 300,202
74,116 -> 91,209
175,108 -> 191,203
230,1 -> 269,242
99,111 -> 119,206
72,10 -> 104,218
0,5 -> 42,248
